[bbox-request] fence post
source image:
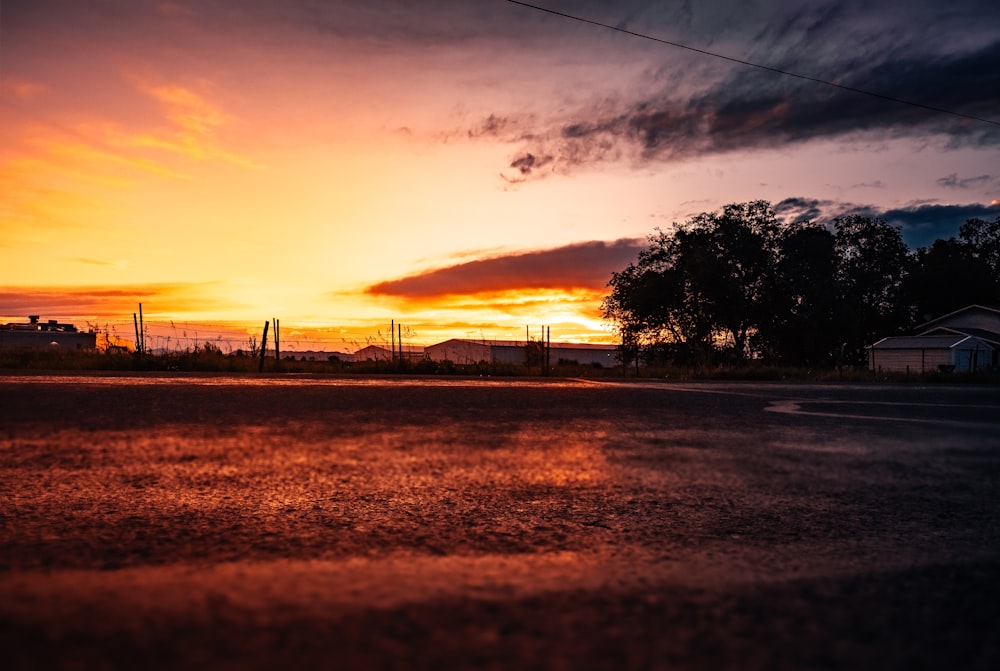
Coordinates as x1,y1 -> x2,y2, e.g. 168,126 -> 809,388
259,320 -> 269,373
274,319 -> 280,361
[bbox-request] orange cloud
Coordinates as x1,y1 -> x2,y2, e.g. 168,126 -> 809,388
404,288 -> 606,317
366,239 -> 644,299
0,282 -> 235,322
145,84 -> 228,135
29,122 -> 193,181
128,79 -> 255,166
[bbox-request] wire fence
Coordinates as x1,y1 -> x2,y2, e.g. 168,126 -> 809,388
80,318 -> 565,356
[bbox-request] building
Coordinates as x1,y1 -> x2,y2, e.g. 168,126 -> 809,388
868,334 -> 994,374
425,338 -> 618,368
868,305 -> 999,373
353,344 -> 425,362
281,350 -> 354,362
549,342 -> 619,368
424,339 -> 496,364
0,316 -> 97,351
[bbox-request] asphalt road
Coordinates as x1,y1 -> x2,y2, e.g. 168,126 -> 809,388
1,374 -> 998,670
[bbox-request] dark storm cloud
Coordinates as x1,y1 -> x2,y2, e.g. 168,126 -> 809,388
494,1 -> 1000,177
773,197 -> 841,225
937,173 -> 998,190
881,203 -> 1000,248
774,197 -> 1000,248
365,238 -> 645,299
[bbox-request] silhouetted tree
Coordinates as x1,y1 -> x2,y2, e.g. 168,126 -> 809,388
603,201 -> 780,365
959,215 -> 1000,286
833,215 -> 911,364
904,238 -> 998,323
604,229 -> 713,366
604,203 -> 993,371
758,222 -> 840,366
682,200 -> 780,361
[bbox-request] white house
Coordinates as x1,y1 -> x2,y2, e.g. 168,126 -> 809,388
868,305 -> 1000,373
868,334 -> 994,373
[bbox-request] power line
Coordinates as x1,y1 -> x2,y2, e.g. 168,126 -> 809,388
506,0 -> 1000,128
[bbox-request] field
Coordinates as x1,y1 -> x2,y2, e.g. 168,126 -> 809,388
1,374 -> 999,670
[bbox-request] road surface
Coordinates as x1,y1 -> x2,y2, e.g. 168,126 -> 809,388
1,374 -> 998,669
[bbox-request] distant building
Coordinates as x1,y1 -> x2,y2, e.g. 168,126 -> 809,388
425,338 -> 617,368
281,349 -> 354,362
353,344 -> 425,362
424,339 -> 495,364
549,342 -> 619,368
868,305 -> 999,373
0,316 -> 97,351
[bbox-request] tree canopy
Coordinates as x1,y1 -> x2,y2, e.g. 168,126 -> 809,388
602,201 -> 1000,368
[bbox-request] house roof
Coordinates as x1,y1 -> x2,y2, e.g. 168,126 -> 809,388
869,335 -> 992,350
424,339 -> 496,348
920,326 -> 1000,347
918,304 -> 1000,330
354,344 -> 424,354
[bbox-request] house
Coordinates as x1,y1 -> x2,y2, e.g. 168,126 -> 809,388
0,316 -> 97,351
867,305 -> 999,373
868,334 -> 994,374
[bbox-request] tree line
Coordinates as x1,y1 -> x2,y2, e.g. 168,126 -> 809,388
602,200 -> 1000,369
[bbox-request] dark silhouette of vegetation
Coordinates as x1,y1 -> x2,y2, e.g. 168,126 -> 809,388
603,201 -> 1000,370
0,344 -> 624,379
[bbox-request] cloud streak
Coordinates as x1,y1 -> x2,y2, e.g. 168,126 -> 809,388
0,283 -> 234,320
366,239 -> 645,299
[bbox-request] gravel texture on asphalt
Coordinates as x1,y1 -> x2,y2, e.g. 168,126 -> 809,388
1,374 -> 998,670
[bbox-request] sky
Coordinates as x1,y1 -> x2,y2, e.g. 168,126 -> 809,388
2,0 -> 999,352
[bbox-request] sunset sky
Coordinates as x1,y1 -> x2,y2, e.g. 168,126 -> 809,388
2,0 -> 998,351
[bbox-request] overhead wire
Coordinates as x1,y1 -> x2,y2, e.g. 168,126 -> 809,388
506,0 -> 1000,127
